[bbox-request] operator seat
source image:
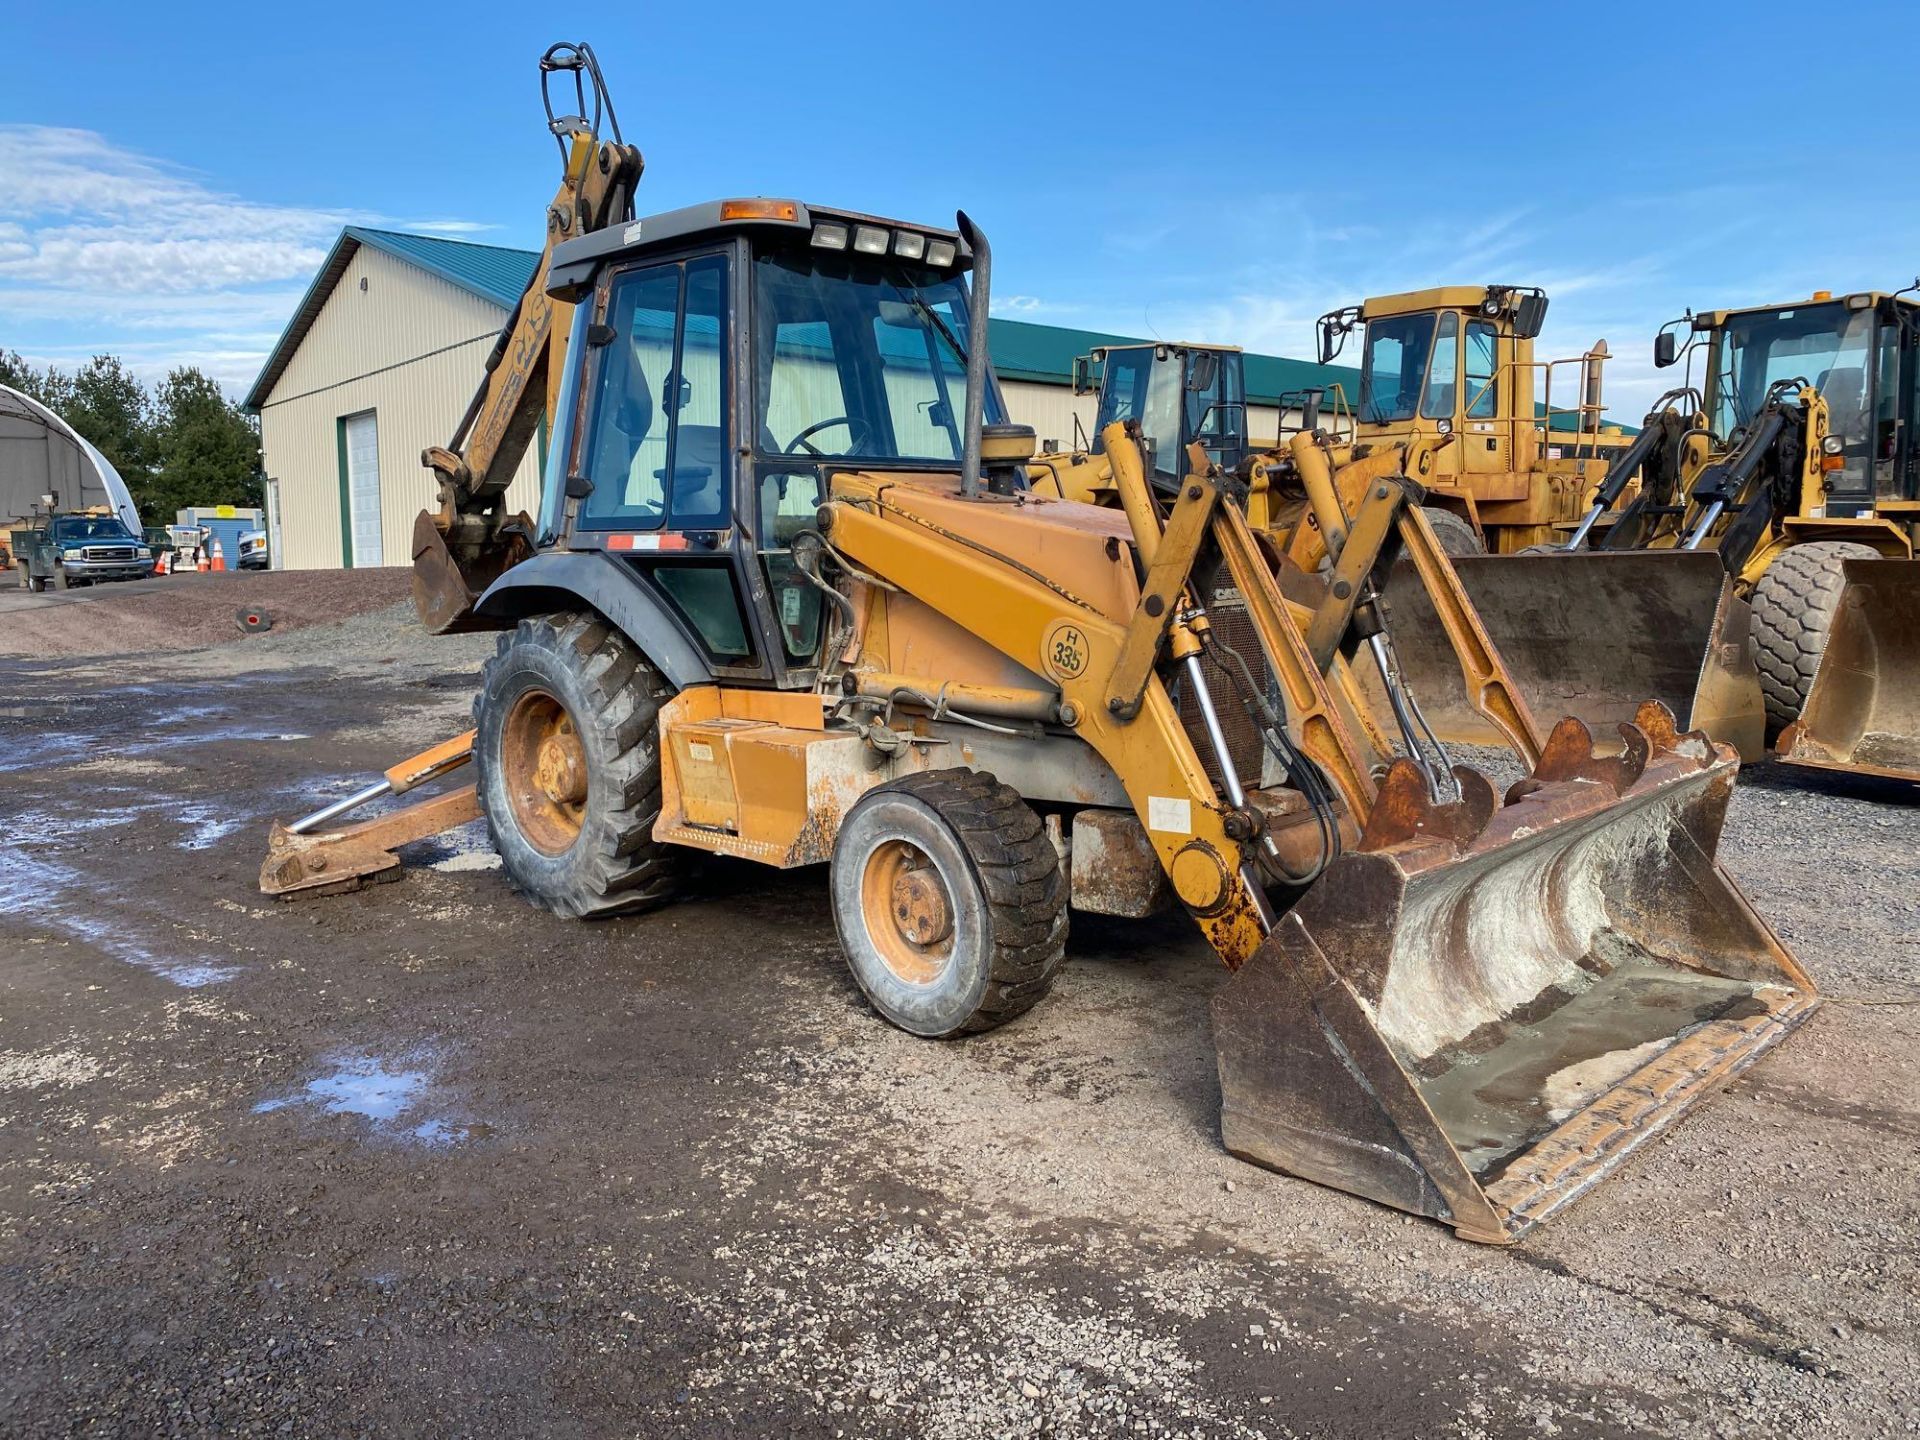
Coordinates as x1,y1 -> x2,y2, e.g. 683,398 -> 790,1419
668,424 -> 726,523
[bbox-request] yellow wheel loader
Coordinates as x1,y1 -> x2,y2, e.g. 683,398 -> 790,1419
261,42 -> 1817,1241
1382,291 -> 1920,781
1294,288 -> 1781,759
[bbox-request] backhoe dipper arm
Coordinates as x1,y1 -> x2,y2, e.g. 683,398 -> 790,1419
412,43 -> 644,635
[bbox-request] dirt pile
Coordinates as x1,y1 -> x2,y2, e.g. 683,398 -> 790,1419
2,569 -> 414,659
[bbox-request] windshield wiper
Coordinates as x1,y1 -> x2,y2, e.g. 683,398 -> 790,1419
889,269 -> 969,366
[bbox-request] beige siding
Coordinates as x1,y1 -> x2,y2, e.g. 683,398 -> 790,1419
257,245 -> 544,570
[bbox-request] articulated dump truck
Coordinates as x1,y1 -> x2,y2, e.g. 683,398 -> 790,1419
263,42 -> 1819,1244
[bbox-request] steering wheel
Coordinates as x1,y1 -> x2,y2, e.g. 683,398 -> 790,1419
785,415 -> 874,458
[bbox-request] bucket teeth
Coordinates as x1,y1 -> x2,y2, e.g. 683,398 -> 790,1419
1507,700 -> 1719,807
1527,714 -> 1648,795
1357,760 -> 1496,854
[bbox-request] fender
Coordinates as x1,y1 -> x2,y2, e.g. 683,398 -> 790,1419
474,549 -> 713,691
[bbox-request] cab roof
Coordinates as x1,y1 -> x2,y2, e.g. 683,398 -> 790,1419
1700,290 -> 1920,325
548,199 -> 971,300
1361,285 -> 1503,318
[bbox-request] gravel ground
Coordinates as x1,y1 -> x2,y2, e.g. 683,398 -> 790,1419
1,584 -> 1916,1437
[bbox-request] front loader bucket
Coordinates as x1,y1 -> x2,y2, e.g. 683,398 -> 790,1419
1780,558 -> 1920,782
1373,552 -> 1766,761
1213,703 -> 1817,1243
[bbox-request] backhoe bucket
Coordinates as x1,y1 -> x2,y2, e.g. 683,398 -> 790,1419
1372,552 -> 1766,761
1780,558 -> 1920,782
411,508 -> 533,635
1213,704 -> 1817,1243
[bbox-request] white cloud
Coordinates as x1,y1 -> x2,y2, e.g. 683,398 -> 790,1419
403,218 -> 499,236
0,124 -> 375,395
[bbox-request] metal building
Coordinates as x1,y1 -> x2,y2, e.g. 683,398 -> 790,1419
245,227 -> 1358,571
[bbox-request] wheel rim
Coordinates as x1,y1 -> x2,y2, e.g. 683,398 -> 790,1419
859,838 -> 956,985
501,688 -> 588,856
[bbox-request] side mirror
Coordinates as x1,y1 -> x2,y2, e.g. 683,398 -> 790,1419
1317,319 -> 1339,367
1653,331 -> 1678,369
1071,353 -> 1101,397
1513,293 -> 1549,339
1185,349 -> 1220,393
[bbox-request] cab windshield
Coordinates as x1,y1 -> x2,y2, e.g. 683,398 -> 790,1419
1092,347 -> 1182,476
753,254 -> 1002,463
49,516 -> 134,541
1359,313 -> 1437,424
1710,302 -> 1873,438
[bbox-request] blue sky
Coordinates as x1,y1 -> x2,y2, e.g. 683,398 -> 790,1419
3,0 -> 1917,418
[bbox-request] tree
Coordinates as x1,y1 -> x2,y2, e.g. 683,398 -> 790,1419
146,367 -> 261,522
0,350 -> 70,410
64,355 -> 153,501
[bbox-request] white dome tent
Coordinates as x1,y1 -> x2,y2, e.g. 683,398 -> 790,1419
0,382 -> 144,534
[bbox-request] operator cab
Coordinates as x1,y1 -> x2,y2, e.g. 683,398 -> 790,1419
538,199 -> 1011,691
1658,291 -> 1920,514
1319,286 -> 1552,480
1074,343 -> 1248,488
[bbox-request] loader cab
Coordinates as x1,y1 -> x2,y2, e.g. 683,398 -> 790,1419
1077,343 -> 1248,487
539,199 -> 1008,690
1320,286 -> 1548,484
1684,292 -> 1920,513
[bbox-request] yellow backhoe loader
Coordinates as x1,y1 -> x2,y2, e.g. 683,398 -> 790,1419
261,44 -> 1818,1242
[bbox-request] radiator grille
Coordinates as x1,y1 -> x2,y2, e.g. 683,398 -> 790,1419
82,545 -> 137,562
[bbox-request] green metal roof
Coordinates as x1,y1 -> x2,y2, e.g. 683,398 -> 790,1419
345,227 -> 541,308
986,316 -> 1364,406
245,227 -> 1363,412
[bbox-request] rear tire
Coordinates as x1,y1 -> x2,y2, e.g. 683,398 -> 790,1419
1750,541 -> 1880,735
830,769 -> 1066,1037
474,611 -> 684,919
1421,507 -> 1484,558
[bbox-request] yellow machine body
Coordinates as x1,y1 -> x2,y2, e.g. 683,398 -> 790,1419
642,435 -> 1817,1242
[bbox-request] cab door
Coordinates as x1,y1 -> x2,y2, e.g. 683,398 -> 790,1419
1458,316 -> 1513,483
567,248 -> 769,683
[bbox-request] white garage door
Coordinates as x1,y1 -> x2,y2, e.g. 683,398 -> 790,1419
343,411 -> 383,567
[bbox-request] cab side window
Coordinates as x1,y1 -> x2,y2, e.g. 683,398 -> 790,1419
1421,312 -> 1459,419
1466,320 -> 1499,419
579,254 -> 730,530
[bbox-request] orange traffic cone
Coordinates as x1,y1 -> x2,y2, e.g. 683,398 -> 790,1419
210,537 -> 226,573
196,545 -> 210,573
154,550 -> 169,576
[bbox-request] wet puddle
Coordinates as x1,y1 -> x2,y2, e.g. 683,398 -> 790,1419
0,846 -> 237,988
254,1050 -> 474,1147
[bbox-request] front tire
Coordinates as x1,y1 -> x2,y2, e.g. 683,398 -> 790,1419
474,612 -> 684,919
1421,507 -> 1484,558
831,770 -> 1066,1038
1750,541 -> 1880,735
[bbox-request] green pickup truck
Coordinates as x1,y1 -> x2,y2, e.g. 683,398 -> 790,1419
12,512 -> 158,591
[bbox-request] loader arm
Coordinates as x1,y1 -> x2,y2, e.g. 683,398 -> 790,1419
412,48 -> 645,635
822,477 -> 1274,966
